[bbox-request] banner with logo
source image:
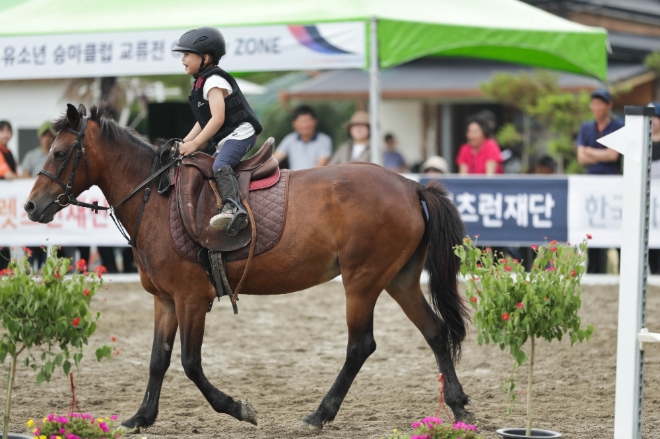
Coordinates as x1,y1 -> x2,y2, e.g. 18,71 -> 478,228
3,175 -> 660,248
0,22 -> 366,80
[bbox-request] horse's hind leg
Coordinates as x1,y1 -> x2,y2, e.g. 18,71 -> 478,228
301,291 -> 378,430
386,263 -> 472,422
176,298 -> 257,425
122,296 -> 178,431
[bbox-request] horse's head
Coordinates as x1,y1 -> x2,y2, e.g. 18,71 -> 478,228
24,103 -> 102,223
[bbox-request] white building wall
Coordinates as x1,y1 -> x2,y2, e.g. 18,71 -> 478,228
380,100 -> 424,167
0,79 -> 70,157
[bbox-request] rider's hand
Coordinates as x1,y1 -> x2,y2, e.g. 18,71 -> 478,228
179,141 -> 198,157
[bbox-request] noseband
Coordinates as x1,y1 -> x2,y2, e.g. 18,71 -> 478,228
37,117 -> 179,247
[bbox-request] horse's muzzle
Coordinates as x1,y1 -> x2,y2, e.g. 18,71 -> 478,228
24,198 -> 59,223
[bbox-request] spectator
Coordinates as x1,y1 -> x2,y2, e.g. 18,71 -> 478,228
456,116 -> 503,175
650,103 -> 660,178
328,111 -> 371,165
420,156 -> 449,174
0,121 -> 17,180
533,155 -> 557,175
576,89 -> 624,273
20,122 -> 54,177
274,105 -> 332,170
382,133 -> 407,172
576,89 -> 623,174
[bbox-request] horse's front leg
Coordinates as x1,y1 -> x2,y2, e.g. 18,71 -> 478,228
177,298 -> 257,425
122,296 -> 178,431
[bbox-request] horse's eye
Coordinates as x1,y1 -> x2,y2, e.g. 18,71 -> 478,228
54,151 -> 66,160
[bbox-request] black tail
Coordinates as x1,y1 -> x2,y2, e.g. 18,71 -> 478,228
419,181 -> 469,364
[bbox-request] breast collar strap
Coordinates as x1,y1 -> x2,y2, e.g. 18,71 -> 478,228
37,120 -> 180,247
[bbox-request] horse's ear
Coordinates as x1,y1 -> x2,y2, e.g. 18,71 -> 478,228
77,104 -> 87,117
66,104 -> 80,129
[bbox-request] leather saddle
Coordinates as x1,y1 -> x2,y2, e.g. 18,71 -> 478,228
175,138 -> 280,252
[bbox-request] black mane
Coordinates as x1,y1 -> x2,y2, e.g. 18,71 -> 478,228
53,102 -> 156,154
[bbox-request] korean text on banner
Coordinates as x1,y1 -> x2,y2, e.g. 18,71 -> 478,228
0,23 -> 366,80
0,179 -> 126,246
419,176 -> 568,246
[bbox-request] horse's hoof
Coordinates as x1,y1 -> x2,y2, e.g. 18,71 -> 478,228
300,420 -> 323,433
458,411 -> 476,425
238,400 -> 258,426
117,424 -> 140,435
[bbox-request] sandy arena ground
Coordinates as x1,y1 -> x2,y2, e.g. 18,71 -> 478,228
2,280 -> 660,438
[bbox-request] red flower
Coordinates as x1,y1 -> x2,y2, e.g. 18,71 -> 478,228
502,313 -> 510,321
550,247 -> 557,252
505,266 -> 512,272
76,259 -> 87,271
571,269 -> 577,277
53,273 -> 61,279
0,269 -> 6,276
516,302 -> 524,309
500,259 -> 508,263
550,240 -> 558,245
586,234 -> 592,240
40,245 -> 45,250
95,265 -> 107,277
470,296 -> 477,303
7,269 -> 12,276
83,289 -> 90,297
531,245 -> 538,251
546,267 -> 556,272
68,265 -> 73,271
21,246 -> 33,257
111,335 -> 117,342
513,259 -> 519,263
72,318 -> 80,327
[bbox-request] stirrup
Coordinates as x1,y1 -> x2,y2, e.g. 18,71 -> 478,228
226,210 -> 248,236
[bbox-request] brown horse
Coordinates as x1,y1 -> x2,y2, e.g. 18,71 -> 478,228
24,104 -> 472,432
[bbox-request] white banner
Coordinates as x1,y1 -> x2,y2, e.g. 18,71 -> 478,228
568,175 -> 660,248
0,22 -> 366,80
0,179 -> 127,246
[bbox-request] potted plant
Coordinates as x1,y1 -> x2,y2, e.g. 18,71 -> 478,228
454,236 -> 594,438
0,248 -> 112,439
26,412 -> 125,439
385,417 -> 482,439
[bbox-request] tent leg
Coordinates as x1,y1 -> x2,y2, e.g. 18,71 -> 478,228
369,16 -> 381,166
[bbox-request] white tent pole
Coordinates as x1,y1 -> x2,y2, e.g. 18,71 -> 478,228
369,16 -> 382,165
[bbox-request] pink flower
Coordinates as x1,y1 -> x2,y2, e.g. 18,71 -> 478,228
550,246 -> 557,252
531,244 -> 538,251
550,240 -> 558,245
60,428 -> 66,434
500,258 -> 508,263
411,421 -> 421,428
546,267 -> 556,272
502,313 -> 510,321
98,422 -> 109,433
55,416 -> 69,423
110,415 -> 118,421
516,302 -> 524,309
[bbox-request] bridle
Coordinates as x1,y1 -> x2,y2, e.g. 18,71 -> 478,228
37,116 -> 179,247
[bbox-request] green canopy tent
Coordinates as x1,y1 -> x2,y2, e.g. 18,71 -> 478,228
0,0 -> 608,164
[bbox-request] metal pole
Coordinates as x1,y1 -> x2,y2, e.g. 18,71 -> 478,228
441,103 -> 453,172
611,106 -> 653,439
369,16 -> 381,165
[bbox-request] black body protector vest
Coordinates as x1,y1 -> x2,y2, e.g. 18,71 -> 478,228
189,66 -> 263,146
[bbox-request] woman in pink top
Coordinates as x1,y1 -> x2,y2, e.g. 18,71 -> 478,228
456,117 -> 503,175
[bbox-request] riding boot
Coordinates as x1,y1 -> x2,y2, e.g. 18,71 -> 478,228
210,165 -> 248,235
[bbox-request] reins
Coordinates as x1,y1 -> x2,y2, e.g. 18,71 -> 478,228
38,117 -> 180,247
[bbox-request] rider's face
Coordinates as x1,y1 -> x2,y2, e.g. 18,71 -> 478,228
182,52 -> 203,75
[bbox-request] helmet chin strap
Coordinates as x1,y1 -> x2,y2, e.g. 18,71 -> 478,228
194,55 -> 212,79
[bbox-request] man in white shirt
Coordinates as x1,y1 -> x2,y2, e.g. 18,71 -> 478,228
274,106 -> 332,170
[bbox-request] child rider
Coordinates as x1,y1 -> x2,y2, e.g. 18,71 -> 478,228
172,27 -> 262,236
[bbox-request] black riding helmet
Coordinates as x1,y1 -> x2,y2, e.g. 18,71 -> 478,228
172,27 -> 226,62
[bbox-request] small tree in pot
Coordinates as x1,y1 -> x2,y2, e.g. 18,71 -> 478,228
0,249 -> 111,439
454,236 -> 594,438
